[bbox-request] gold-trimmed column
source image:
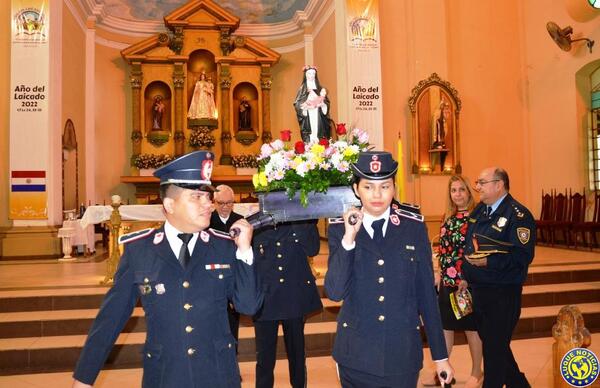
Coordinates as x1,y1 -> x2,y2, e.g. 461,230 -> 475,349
173,62 -> 185,156
219,63 -> 232,165
130,63 -> 143,158
261,65 -> 273,144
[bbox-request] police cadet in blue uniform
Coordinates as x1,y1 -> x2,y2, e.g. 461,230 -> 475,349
325,151 -> 454,388
462,167 -> 535,388
72,151 -> 261,388
252,220 -> 323,388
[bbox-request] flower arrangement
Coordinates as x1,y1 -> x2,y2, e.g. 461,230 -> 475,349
132,153 -> 174,169
232,154 -> 259,168
253,123 -> 370,206
189,127 -> 216,148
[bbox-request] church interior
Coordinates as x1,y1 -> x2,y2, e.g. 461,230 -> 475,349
1,0 -> 600,386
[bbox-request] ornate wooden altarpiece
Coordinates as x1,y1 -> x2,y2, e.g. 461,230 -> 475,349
120,0 -> 280,202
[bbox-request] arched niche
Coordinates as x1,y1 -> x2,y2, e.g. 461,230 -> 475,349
233,82 -> 259,145
62,119 -> 78,212
187,50 -> 217,110
144,81 -> 172,147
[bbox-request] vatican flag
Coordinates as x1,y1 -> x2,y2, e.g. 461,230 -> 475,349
396,137 -> 406,202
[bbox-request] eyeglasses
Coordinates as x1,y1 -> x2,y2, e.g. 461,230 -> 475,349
215,200 -> 234,206
475,179 -> 500,186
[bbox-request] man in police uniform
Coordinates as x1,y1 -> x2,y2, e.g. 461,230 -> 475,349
252,219 -> 323,388
463,167 -> 535,388
325,151 -> 453,388
72,151 -> 261,388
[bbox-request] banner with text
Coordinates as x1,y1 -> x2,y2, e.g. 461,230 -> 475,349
346,0 -> 383,149
10,0 -> 50,219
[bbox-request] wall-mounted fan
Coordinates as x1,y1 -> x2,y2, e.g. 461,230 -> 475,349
547,21 -> 594,53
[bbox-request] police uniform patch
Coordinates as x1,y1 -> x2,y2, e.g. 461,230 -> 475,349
517,227 -> 530,244
155,283 -> 166,295
497,217 -> 507,228
200,230 -> 210,242
153,232 -> 164,245
390,214 -> 400,225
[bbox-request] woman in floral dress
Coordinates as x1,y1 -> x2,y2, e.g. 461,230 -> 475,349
424,175 -> 483,388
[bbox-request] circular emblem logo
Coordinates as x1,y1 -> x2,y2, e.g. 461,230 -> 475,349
560,348 -> 599,387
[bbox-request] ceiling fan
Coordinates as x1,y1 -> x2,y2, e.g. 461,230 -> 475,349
546,21 -> 594,53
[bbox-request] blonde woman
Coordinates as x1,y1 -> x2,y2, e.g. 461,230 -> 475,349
424,175 -> 483,387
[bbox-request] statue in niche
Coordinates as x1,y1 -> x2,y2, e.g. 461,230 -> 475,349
431,99 -> 451,149
238,96 -> 252,130
188,71 -> 217,119
151,95 -> 165,130
293,66 -> 331,142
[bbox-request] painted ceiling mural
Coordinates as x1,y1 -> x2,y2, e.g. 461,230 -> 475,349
102,0 -> 310,24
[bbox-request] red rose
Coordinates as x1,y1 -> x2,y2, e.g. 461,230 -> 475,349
319,138 -> 329,148
336,123 -> 347,135
456,259 -> 463,273
460,223 -> 468,234
294,141 -> 305,154
280,129 -> 291,141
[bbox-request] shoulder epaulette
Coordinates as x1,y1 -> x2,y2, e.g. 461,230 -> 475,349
118,228 -> 154,244
328,217 -> 345,224
209,228 -> 233,240
395,208 -> 424,222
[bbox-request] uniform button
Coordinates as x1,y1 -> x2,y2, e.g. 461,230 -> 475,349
342,322 -> 348,328
146,353 -> 152,358
277,254 -> 283,258
228,343 -> 232,348
378,295 -> 385,302
378,315 -> 385,321
377,259 -> 384,266
276,242 -> 281,246
185,325 -> 194,333
218,274 -> 224,279
292,233 -> 297,236
187,348 -> 195,355
416,326 -> 420,330
183,281 -> 190,288
295,239 -> 299,243
278,266 -> 283,271
378,277 -> 384,284
279,278 -> 285,283
144,277 -> 149,283
307,280 -> 311,284
184,303 -> 193,310
410,257 -> 414,262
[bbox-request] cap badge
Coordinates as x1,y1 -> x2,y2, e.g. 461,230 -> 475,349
370,160 -> 381,173
201,159 -> 213,180
153,232 -> 164,245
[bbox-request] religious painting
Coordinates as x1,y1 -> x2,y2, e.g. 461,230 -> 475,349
408,73 -> 462,175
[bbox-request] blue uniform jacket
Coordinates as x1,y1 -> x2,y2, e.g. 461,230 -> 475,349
462,194 -> 536,287
73,227 -> 261,388
325,208 -> 447,377
252,221 -> 323,321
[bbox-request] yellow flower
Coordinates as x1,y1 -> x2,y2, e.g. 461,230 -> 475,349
258,172 -> 268,187
252,173 -> 260,188
311,144 -> 325,156
293,156 -> 303,167
343,147 -> 358,157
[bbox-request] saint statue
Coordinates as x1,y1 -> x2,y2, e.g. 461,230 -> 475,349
293,66 -> 331,142
188,72 -> 217,120
238,96 -> 252,130
151,95 -> 165,130
431,99 -> 451,149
